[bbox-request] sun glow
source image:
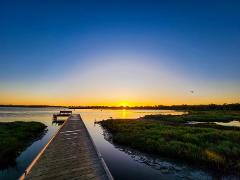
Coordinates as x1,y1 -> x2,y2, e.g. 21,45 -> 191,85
118,101 -> 130,107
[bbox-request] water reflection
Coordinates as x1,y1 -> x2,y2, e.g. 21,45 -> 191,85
0,129 -> 47,170
215,120 -> 240,127
116,147 -> 211,180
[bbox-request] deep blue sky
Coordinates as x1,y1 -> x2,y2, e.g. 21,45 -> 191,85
0,0 -> 240,105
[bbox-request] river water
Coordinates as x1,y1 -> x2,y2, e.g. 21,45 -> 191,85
0,107 -> 238,180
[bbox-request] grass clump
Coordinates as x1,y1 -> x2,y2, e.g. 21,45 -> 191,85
99,113 -> 240,174
0,121 -> 46,169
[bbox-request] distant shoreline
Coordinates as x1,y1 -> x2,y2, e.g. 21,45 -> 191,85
0,105 -> 64,108
0,103 -> 240,111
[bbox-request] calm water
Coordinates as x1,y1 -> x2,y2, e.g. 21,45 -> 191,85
0,107 -> 238,180
216,121 -> 240,127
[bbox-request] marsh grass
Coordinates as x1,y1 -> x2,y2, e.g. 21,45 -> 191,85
143,110 -> 240,123
99,111 -> 240,174
0,121 -> 46,169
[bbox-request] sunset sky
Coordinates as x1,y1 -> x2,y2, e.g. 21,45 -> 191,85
1,1 -> 240,106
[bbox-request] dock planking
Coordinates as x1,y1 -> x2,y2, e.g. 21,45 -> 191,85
21,114 -> 113,180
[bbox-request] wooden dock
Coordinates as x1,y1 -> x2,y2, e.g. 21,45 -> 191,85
20,114 -> 113,180
52,110 -> 72,122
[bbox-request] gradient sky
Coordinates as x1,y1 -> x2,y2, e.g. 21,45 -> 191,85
0,0 -> 240,106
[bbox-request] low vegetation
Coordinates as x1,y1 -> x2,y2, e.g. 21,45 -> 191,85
0,121 -> 46,169
143,110 -> 240,123
99,111 -> 240,174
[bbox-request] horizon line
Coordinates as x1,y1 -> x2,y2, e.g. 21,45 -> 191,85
0,103 -> 239,107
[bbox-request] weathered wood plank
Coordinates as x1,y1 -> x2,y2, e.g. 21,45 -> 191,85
20,114 -> 113,180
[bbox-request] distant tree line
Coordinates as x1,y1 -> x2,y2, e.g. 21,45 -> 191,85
156,103 -> 240,111
69,103 -> 240,111
1,103 -> 240,111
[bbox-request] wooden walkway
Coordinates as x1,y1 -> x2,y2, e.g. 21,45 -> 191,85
21,114 -> 113,180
